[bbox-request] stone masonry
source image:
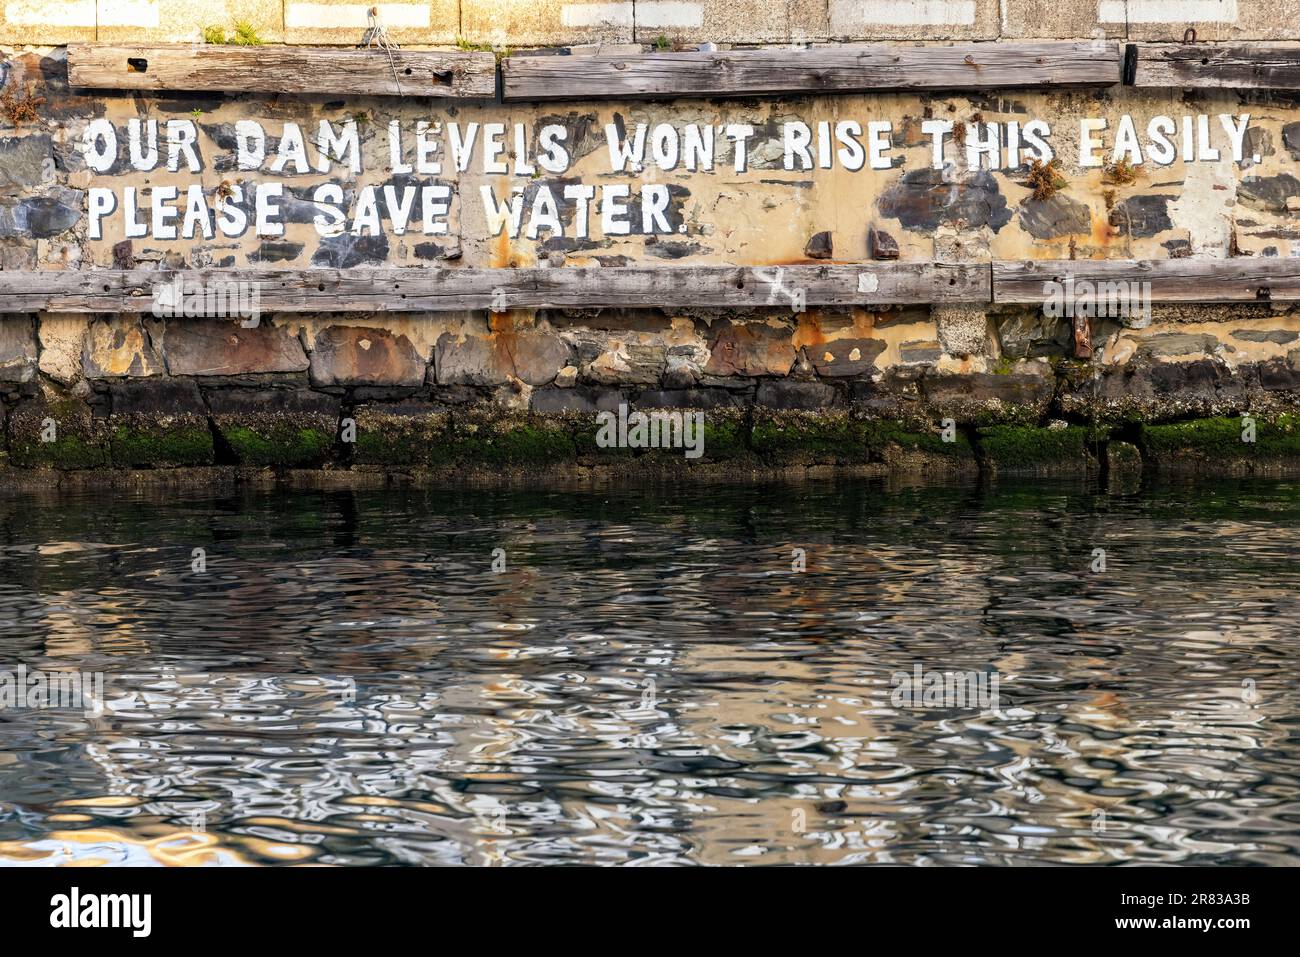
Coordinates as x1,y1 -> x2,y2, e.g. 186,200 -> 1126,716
5,3 -> 1300,482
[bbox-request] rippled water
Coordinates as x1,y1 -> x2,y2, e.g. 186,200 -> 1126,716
0,476 -> 1297,866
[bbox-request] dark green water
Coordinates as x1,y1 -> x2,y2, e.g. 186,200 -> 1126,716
0,477 -> 1297,865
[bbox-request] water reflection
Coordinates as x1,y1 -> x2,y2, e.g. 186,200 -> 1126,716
0,477 -> 1297,865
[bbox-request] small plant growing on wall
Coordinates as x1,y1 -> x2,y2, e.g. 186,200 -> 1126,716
1103,158 -> 1138,185
455,36 -> 512,61
0,81 -> 44,127
232,20 -> 265,46
1026,158 -> 1067,201
201,20 -> 264,46
651,34 -> 688,52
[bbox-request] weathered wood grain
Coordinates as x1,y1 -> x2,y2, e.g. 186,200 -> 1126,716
0,264 -> 988,313
503,42 -> 1122,101
994,260 -> 1300,303
13,261 -> 1290,313
1129,43 -> 1300,89
66,44 -> 497,98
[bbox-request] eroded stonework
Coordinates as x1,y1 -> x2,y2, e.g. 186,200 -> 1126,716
4,48 -> 1300,478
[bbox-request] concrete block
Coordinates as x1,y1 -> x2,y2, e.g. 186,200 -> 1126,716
0,0 -> 97,45
283,0 -> 459,46
96,0 -> 287,44
1114,0 -> 1298,42
633,0 -> 787,45
461,0 -> 635,48
1000,0 -> 1123,40
822,0 -> 1000,41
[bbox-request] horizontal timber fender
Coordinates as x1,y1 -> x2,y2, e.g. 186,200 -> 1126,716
65,44 -> 498,99
48,41 -> 1300,102
0,264 -> 990,313
12,261 -> 1300,312
502,42 -> 1123,102
993,260 -> 1300,303
1128,43 -> 1300,90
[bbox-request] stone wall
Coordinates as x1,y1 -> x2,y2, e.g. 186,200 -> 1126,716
4,299 -> 1300,482
6,6 -> 1300,483
0,0 -> 1286,48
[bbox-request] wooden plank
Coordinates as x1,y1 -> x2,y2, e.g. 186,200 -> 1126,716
66,44 -> 497,99
993,259 -> 1300,303
503,42 -> 1122,102
1129,43 -> 1300,89
17,261 -> 1296,313
0,264 -> 989,313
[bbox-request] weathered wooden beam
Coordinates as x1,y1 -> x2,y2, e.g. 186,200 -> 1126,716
994,259 -> 1300,303
503,42 -> 1122,102
66,44 -> 497,99
1128,43 -> 1300,89
14,261 -> 1293,313
0,264 -> 989,313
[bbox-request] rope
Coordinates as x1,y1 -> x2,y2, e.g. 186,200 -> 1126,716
358,7 -> 403,97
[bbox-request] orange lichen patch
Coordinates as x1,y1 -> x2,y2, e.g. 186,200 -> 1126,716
665,317 -> 698,347
488,309 -> 520,373
849,307 -> 879,337
792,310 -> 826,349
897,117 -> 930,148
490,230 -> 511,269
1090,211 -> 1120,250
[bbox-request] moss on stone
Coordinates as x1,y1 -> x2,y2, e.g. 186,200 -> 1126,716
572,410 -> 747,464
1142,417 -> 1247,461
1106,439 -> 1144,473
870,422 -> 975,458
1143,414 -> 1300,463
698,415 -> 749,461
751,413 -> 870,464
8,397 -> 108,470
977,424 -> 1091,469
224,425 -> 332,467
110,424 -> 213,468
11,433 -> 109,470
353,412 -> 452,467
450,418 -> 576,467
572,423 -> 636,460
